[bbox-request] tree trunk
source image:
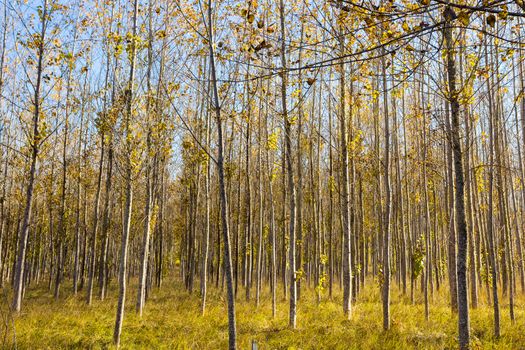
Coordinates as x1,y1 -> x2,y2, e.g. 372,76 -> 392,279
207,1 -> 237,348
444,9 -> 470,348
12,0 -> 47,313
339,13 -> 352,319
113,0 -> 138,345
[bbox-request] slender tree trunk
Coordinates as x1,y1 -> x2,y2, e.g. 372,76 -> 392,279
484,26 -> 501,340
381,46 -> 391,331
444,10 -> 470,348
207,1 -> 237,348
279,0 -> 297,329
136,0 -> 155,316
87,133 -> 104,305
201,90 -> 211,316
256,97 -> 264,307
113,0 -> 138,345
339,13 -> 352,319
12,0 -> 47,312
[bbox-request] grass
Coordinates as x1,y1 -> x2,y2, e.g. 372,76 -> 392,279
2,277 -> 525,349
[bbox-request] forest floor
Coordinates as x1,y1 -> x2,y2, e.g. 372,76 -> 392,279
1,277 -> 525,349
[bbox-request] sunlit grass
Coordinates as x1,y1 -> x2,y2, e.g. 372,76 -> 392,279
2,276 -> 525,349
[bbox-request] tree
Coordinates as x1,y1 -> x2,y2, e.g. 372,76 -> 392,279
207,0 -> 237,348
12,0 -> 49,313
443,6 -> 469,349
113,0 -> 139,345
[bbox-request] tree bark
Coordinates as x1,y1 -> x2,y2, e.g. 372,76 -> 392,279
444,9 -> 470,349
113,0 -> 138,345
207,1 -> 237,348
12,0 -> 47,313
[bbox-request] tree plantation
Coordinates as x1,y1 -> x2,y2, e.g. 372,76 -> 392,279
2,0 -> 525,349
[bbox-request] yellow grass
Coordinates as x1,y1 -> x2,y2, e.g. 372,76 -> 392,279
2,277 -> 525,349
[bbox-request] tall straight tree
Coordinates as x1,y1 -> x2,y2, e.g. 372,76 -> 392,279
443,7 -> 469,349
338,8 -> 352,319
201,99 -> 211,315
113,0 -> 139,345
137,0 -> 156,317
485,25 -> 500,338
12,0 -> 48,313
279,0 -> 297,329
381,39 -> 392,331
207,0 -> 237,348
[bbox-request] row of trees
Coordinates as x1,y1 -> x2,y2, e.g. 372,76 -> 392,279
1,0 -> 525,349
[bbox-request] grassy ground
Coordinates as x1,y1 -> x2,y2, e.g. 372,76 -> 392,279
1,277 -> 525,349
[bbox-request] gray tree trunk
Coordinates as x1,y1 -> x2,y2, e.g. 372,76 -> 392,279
279,0 -> 297,329
113,0 -> 138,345
207,1 -> 237,348
444,9 -> 470,349
12,0 -> 47,313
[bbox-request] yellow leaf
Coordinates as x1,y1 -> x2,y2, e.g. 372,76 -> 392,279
458,11 -> 470,26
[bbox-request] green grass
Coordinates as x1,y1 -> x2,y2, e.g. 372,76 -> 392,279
2,277 -> 525,349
